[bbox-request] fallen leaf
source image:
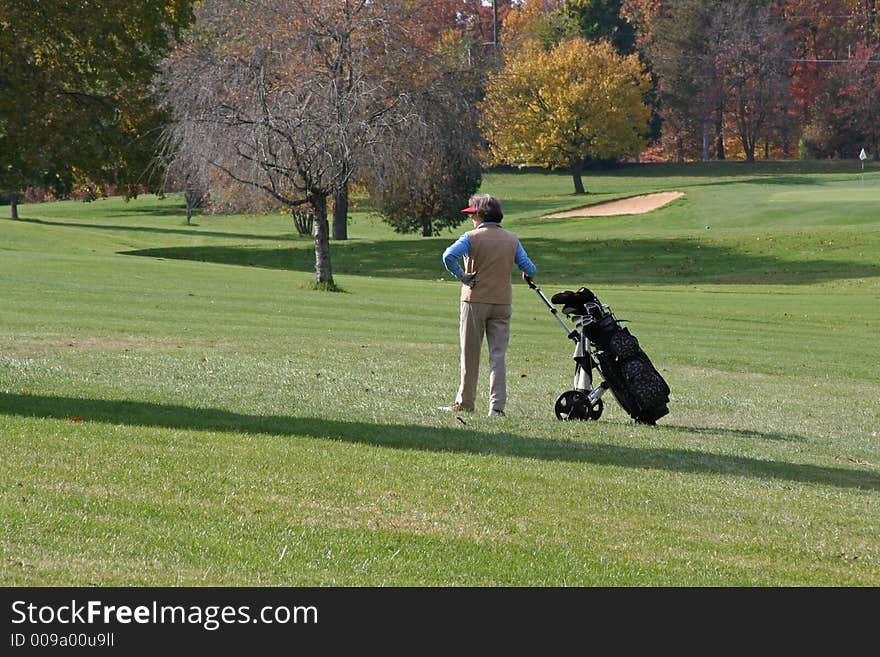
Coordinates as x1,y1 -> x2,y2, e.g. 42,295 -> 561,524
22,390 -> 30,396
69,416 -> 83,423
456,416 -> 467,425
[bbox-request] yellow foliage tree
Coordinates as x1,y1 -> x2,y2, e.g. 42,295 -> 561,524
480,37 -> 652,193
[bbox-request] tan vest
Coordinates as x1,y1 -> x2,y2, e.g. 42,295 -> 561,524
461,224 -> 520,305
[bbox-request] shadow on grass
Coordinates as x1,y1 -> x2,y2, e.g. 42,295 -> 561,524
104,204 -> 192,218
122,236 -> 880,285
2,392 -> 877,492
12,216 -> 299,242
665,424 -> 805,442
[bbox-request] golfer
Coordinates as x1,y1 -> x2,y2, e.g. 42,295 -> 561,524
440,194 -> 537,417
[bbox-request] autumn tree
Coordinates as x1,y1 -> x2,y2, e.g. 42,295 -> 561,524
851,0 -> 880,42
647,0 -> 725,161
502,0 -> 637,53
783,0 -> 854,127
502,1 -> 659,152
160,0 -> 417,288
564,0 -> 662,143
712,1 -> 793,162
501,0 -> 570,51
363,69 -> 483,236
835,42 -> 880,158
806,41 -> 880,158
563,0 -> 638,54
784,0 -> 880,158
404,0 -> 513,52
481,37 -> 651,193
356,7 -> 487,237
325,0 -> 506,240
0,1 -> 194,218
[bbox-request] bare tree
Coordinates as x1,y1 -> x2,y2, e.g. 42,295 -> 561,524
158,0 -> 413,287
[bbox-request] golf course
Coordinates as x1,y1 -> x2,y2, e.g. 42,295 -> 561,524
2,161 -> 878,586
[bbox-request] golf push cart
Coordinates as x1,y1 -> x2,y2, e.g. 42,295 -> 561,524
525,277 -> 670,424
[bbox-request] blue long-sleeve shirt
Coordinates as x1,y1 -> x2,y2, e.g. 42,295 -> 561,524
442,222 -> 537,279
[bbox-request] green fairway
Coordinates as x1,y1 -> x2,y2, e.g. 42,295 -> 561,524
1,161 -> 878,585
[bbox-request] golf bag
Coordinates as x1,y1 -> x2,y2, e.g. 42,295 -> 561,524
526,278 -> 670,424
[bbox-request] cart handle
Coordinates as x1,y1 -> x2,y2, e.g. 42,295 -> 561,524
525,277 -> 580,342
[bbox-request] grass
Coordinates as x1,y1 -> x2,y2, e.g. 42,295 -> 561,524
1,159 -> 878,586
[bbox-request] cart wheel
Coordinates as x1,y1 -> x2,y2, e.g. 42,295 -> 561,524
555,390 -> 592,421
588,398 -> 604,420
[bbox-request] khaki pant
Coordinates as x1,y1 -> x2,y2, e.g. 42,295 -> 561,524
456,301 -> 512,412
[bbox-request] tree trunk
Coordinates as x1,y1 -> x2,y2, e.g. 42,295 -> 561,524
571,158 -> 585,194
739,102 -> 756,163
10,195 -> 19,220
714,109 -> 725,160
184,188 -> 197,225
420,210 -> 432,237
744,135 -> 756,163
873,125 -> 878,160
701,117 -> 710,161
332,183 -> 348,240
312,194 -> 334,286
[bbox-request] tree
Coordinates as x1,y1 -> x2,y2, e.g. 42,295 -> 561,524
360,16 -> 485,237
564,0 -> 638,54
501,0 -> 570,51
400,0 -> 512,54
323,0 -> 508,244
565,0 -> 662,144
852,0 -> 880,42
364,70 -> 483,236
647,0 -> 725,161
502,0 -> 637,53
783,0 -> 854,126
0,1 -> 194,218
713,1 -> 793,162
160,0 -> 416,288
825,41 -> 880,158
784,0 -> 880,158
481,37 -> 651,193
161,146 -> 210,225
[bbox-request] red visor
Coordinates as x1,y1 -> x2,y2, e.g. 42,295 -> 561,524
461,206 -> 478,214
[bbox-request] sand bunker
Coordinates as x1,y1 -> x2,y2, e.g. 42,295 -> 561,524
542,191 -> 685,218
